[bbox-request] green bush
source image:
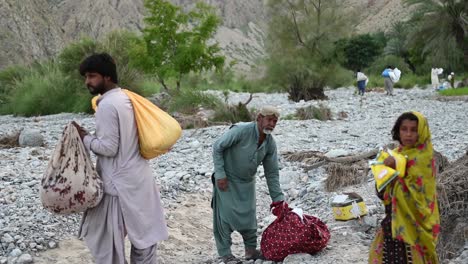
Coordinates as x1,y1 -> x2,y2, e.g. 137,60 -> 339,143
366,74 -> 384,88
295,104 -> 332,121
211,102 -> 254,123
167,90 -> 221,114
58,31 -> 145,93
0,63 -> 92,116
178,69 -> 275,94
0,65 -> 29,103
366,55 -> 411,76
57,37 -> 97,77
438,87 -> 468,96
365,73 -> 429,89
335,33 -> 386,70
136,79 -> 162,97
327,66 -> 355,88
394,74 -> 430,89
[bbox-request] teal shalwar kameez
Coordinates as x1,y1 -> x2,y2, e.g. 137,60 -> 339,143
212,122 -> 284,257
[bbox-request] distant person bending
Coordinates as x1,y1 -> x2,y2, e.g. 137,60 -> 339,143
212,106 -> 285,263
448,72 -> 455,88
369,111 -> 440,264
73,53 -> 168,264
357,69 -> 368,96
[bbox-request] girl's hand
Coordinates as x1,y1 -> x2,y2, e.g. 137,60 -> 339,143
384,156 -> 396,169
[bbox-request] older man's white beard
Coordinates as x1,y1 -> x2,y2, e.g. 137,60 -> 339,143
263,128 -> 274,135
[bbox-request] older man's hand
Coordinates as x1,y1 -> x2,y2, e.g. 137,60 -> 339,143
217,178 -> 229,192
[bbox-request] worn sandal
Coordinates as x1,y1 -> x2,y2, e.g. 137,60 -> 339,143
220,254 -> 242,264
245,248 -> 264,261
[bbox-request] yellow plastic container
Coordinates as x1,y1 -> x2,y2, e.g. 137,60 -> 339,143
332,192 -> 368,221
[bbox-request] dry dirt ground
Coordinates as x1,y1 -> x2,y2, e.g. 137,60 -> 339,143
33,190 -> 370,264
35,193 -> 217,264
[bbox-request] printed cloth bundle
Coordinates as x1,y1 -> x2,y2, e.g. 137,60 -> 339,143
369,148 -> 407,192
41,123 -> 103,214
260,201 -> 330,261
92,89 -> 182,159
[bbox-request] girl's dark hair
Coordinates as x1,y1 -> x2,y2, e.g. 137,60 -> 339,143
391,112 -> 418,143
79,53 -> 118,84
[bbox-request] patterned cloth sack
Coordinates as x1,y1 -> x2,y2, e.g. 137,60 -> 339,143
260,202 -> 330,261
40,123 -> 103,214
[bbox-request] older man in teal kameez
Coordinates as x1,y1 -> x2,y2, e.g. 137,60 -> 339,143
212,106 -> 285,263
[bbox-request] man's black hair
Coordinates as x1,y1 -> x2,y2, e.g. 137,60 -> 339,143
391,112 -> 418,143
79,53 -> 118,84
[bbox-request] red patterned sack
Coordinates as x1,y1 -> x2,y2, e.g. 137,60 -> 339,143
40,123 -> 103,214
260,202 -> 330,261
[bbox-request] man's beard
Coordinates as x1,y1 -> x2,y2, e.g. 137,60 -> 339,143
87,82 -> 106,95
263,128 -> 273,135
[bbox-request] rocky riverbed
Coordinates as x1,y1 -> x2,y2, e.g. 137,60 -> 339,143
1,87 -> 467,263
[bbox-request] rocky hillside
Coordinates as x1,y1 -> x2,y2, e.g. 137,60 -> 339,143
0,0 -> 64,69
0,0 -> 409,74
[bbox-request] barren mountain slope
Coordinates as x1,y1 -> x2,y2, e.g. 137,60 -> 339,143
350,0 -> 412,33
0,0 -> 64,68
0,0 -> 409,73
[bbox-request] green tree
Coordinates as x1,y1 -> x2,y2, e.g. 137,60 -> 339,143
265,0 -> 355,101
133,0 -> 225,93
384,21 -> 420,72
336,33 -> 386,71
385,22 -> 409,58
405,0 -> 468,70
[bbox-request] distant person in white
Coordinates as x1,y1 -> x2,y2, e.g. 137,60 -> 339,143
431,67 -> 443,90
356,69 -> 368,96
73,53 -> 168,264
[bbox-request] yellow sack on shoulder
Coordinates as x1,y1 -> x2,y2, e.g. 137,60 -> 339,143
369,148 -> 406,192
91,89 -> 182,159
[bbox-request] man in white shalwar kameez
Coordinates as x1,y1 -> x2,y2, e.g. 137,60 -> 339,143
73,53 -> 168,264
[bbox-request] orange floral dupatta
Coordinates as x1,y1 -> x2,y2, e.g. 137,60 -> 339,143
369,111 -> 440,264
